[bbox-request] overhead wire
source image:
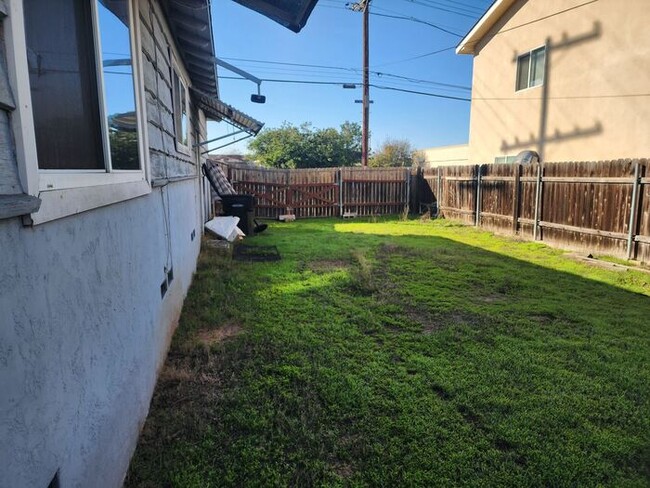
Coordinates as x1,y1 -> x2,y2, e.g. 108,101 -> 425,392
218,56 -> 471,90
217,76 -> 471,101
398,0 -> 477,18
369,12 -> 464,37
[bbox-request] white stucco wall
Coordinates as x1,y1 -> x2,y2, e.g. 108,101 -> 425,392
418,144 -> 471,167
0,178 -> 202,487
0,0 -> 214,484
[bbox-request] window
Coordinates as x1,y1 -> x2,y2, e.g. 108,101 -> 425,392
8,0 -> 150,223
516,46 -> 545,91
24,0 -> 142,176
172,67 -> 189,152
494,155 -> 518,164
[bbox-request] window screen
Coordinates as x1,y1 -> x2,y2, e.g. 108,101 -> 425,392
24,0 -> 140,171
25,0 -> 104,170
516,53 -> 530,91
516,46 -> 545,91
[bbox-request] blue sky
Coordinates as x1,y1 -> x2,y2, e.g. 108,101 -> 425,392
208,0 -> 492,154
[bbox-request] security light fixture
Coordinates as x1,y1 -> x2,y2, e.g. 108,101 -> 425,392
214,57 -> 266,104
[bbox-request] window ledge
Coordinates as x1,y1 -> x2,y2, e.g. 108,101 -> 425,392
31,179 -> 151,225
0,193 -> 41,220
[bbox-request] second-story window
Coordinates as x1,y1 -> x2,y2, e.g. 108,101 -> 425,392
516,46 -> 545,91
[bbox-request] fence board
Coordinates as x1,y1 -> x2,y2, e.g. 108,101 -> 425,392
219,164 -> 409,219
434,159 -> 650,261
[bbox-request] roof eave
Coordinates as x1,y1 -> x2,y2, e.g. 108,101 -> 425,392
232,0 -> 319,33
456,0 -> 517,55
162,0 -> 219,97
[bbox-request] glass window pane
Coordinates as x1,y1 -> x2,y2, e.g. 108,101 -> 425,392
25,0 -> 105,170
98,0 -> 140,170
173,70 -> 189,149
180,88 -> 188,147
516,53 -> 530,91
530,47 -> 546,87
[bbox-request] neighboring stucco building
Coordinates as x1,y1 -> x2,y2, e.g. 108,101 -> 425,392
457,0 -> 650,164
417,144 -> 470,167
0,0 -> 314,486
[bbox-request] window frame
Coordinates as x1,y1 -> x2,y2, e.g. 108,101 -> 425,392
494,155 -> 518,164
171,57 -> 191,155
515,45 -> 546,92
5,0 -> 151,224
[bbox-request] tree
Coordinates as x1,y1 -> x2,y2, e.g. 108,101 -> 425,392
248,122 -> 362,168
369,138 -> 417,168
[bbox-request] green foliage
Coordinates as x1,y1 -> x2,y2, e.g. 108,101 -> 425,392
127,219 -> 650,487
109,130 -> 139,170
248,121 -> 362,168
369,138 -> 416,167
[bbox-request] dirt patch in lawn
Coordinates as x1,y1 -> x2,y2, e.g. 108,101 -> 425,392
401,304 -> 484,334
308,259 -> 350,273
331,462 -> 353,479
196,321 -> 243,347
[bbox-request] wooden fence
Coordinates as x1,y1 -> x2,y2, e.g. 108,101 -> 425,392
423,159 -> 650,261
219,164 -> 410,219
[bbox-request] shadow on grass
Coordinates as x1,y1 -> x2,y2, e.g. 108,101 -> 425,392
126,219 -> 650,488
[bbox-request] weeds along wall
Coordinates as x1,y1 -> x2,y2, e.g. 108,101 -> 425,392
423,159 -> 650,262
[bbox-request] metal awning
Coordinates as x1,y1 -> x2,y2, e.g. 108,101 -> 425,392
233,0 -> 319,33
161,0 -> 219,96
191,88 -> 264,135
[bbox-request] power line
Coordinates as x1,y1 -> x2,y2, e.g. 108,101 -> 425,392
218,75 -> 471,101
372,84 -> 470,101
398,0 -> 477,18
370,12 -> 463,37
373,46 -> 457,68
413,0 -> 484,14
219,56 -> 471,90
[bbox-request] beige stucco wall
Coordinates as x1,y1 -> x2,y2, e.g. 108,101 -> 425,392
418,144 -> 471,167
467,0 -> 650,164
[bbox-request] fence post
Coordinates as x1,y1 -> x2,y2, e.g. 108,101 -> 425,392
533,163 -> 543,240
338,168 -> 344,217
285,169 -> 292,215
475,164 -> 482,226
513,163 -> 521,234
437,167 -> 442,215
405,168 -> 411,213
626,160 -> 641,260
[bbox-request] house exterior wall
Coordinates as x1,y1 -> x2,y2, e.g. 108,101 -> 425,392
418,144 -> 470,167
467,0 -> 650,164
0,0 -> 208,486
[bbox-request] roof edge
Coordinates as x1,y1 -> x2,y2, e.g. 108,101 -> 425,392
456,0 -> 517,55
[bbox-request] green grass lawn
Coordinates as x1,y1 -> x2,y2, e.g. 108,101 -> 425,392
126,218 -> 650,487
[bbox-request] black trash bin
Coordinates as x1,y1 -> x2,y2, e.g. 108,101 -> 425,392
221,194 -> 255,235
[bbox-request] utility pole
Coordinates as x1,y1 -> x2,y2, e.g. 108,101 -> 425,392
351,0 -> 371,166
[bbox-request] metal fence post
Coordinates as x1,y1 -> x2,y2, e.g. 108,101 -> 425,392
533,163 -> 543,240
437,167 -> 442,215
338,168 -> 344,217
475,165 -> 482,226
512,163 -> 521,234
626,160 -> 641,259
